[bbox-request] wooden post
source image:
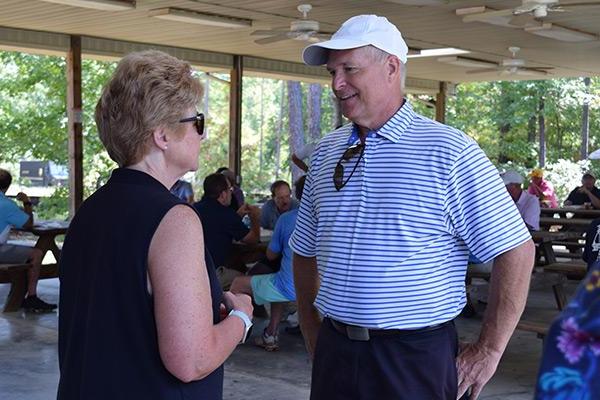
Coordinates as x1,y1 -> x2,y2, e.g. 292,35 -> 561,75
66,35 -> 83,217
435,81 -> 447,123
229,55 -> 243,179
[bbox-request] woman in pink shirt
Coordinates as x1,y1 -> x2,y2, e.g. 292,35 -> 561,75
528,168 -> 559,208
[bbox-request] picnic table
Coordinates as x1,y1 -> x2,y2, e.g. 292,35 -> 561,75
0,220 -> 68,312
226,228 -> 272,272
540,207 -> 600,219
531,230 -> 582,265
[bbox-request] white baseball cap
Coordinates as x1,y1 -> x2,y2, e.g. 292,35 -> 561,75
501,170 -> 524,186
302,14 -> 409,66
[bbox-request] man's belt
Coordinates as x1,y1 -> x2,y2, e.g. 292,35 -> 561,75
327,317 -> 450,342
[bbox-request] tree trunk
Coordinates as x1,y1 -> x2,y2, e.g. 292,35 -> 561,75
527,115 -> 536,143
497,84 -> 512,164
581,77 -> 591,160
332,93 -> 343,129
274,81 -> 286,179
259,79 -> 264,173
287,81 -> 305,182
307,83 -> 322,142
204,74 -> 210,137
538,96 -> 546,168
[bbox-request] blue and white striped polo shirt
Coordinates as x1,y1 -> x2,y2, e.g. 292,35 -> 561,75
289,101 -> 531,330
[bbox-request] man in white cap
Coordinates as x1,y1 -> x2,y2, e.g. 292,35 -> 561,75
290,14 -> 535,400
501,170 -> 540,231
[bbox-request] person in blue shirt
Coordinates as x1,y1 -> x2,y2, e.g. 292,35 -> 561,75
231,176 -> 305,351
259,180 -> 299,230
0,168 -> 55,312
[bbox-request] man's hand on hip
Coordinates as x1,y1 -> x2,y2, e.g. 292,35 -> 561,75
456,341 -> 502,399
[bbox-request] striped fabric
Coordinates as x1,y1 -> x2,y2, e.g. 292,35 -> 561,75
289,101 -> 531,329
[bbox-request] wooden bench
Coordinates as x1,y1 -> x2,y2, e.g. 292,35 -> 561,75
552,241 -> 585,248
516,320 -> 550,339
0,263 -> 33,312
543,261 -> 587,310
552,250 -> 583,259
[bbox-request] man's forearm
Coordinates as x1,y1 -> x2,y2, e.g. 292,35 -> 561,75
478,239 -> 535,355
293,253 -> 321,358
586,191 -> 600,209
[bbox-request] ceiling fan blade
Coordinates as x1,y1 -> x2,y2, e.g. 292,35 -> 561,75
509,14 -> 537,27
560,1 -> 600,8
251,29 -> 288,36
381,0 -> 448,5
466,67 -> 501,74
462,9 -> 515,22
516,68 -> 549,76
254,34 -> 290,45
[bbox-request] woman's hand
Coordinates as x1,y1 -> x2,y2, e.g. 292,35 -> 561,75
222,291 -> 253,318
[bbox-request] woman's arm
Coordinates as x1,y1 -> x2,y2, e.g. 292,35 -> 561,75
148,205 -> 252,382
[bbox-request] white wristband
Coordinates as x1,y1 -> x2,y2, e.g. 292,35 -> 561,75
228,309 -> 253,344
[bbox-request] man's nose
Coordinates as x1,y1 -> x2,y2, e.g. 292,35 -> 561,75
332,72 -> 346,92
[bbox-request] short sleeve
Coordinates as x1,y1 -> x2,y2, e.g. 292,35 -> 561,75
4,201 -> 29,230
445,142 -> 530,263
289,173 -> 318,257
268,215 -> 285,254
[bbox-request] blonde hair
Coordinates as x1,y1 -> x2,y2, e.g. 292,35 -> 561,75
95,50 -> 203,167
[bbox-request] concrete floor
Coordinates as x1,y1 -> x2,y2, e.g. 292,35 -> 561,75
0,274 -> 577,400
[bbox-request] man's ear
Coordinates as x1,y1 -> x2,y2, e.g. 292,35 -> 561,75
152,127 -> 169,151
386,55 -> 401,82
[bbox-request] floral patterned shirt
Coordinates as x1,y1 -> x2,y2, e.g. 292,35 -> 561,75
535,260 -> 600,399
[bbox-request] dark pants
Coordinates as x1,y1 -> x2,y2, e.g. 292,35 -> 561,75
310,318 -> 460,400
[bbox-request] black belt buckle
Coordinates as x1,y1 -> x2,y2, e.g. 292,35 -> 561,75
345,324 -> 370,341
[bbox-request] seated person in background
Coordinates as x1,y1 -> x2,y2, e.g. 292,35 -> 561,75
528,168 -> 558,208
260,180 -> 299,230
170,179 -> 194,204
0,168 -> 55,312
564,172 -> 600,209
216,167 -> 245,211
231,175 -> 306,351
291,142 -> 316,173
501,170 -> 540,231
194,173 -> 260,289
582,217 -> 600,271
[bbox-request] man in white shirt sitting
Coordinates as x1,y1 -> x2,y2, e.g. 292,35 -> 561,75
501,170 -> 540,231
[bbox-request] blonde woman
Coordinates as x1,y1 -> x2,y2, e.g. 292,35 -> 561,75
57,50 -> 252,399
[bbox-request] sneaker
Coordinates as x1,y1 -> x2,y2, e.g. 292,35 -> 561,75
254,328 -> 279,351
22,295 -> 57,313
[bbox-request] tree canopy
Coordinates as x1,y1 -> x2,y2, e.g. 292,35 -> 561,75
0,50 -> 599,218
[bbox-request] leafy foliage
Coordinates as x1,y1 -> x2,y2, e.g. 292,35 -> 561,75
1,49 -> 599,218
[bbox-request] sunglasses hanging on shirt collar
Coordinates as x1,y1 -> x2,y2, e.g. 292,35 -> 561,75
333,142 -> 365,191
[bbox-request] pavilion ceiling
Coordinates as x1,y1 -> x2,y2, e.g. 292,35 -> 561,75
0,0 -> 599,83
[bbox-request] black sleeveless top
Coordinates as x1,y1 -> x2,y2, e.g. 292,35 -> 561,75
57,168 -> 224,399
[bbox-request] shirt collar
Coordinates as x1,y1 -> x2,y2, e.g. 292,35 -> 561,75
346,100 -> 416,145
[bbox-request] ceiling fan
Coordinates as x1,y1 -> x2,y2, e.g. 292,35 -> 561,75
459,0 -> 600,27
466,47 -> 554,76
251,4 -> 331,45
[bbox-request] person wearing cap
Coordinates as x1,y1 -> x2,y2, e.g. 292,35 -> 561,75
289,14 -> 535,400
501,170 -> 540,231
564,172 -> 600,209
527,168 -> 558,208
